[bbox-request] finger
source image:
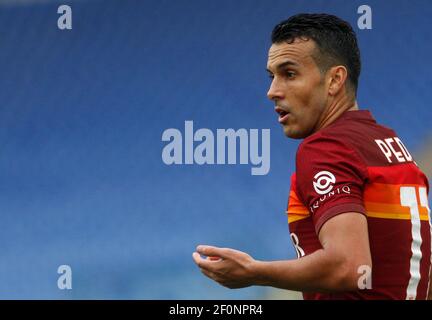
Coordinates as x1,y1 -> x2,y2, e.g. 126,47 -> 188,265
200,268 -> 227,286
196,245 -> 229,259
197,245 -> 244,259
200,268 -> 216,280
207,256 -> 222,261
192,252 -> 221,269
192,252 -> 222,271
192,252 -> 205,266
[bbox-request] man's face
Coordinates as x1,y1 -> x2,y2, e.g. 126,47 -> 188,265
266,39 -> 328,139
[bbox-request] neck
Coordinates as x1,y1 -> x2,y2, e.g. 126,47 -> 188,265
313,94 -> 358,133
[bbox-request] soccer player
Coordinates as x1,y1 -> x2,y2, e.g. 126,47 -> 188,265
192,13 -> 431,300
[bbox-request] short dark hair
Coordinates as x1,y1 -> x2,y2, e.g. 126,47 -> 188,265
271,13 -> 361,95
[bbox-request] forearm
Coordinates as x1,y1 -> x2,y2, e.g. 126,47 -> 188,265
252,248 -> 361,293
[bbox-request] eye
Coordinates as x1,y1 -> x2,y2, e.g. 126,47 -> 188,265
268,74 -> 274,80
285,70 -> 296,78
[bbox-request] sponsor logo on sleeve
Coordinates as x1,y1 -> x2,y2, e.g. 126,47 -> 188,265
310,171 -> 351,213
313,171 -> 336,195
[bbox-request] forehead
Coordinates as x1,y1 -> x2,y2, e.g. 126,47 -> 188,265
267,38 -> 317,70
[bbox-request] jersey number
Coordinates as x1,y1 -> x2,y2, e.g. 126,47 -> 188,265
400,186 -> 430,300
290,233 -> 305,259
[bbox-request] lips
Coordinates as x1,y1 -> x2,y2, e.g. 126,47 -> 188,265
275,106 -> 290,124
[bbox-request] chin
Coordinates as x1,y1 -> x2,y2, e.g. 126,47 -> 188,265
283,126 -> 306,139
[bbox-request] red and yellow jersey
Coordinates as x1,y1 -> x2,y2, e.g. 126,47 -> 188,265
287,110 -> 431,300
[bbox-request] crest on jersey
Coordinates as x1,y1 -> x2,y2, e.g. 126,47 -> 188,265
313,171 -> 336,195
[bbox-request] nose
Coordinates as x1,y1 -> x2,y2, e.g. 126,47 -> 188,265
267,78 -> 284,101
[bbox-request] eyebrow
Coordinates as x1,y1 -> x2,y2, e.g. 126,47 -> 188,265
266,60 -> 299,73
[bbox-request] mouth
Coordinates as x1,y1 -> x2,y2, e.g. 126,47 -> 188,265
275,106 -> 290,124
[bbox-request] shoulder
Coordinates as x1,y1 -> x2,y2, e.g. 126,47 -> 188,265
295,129 -> 368,193
296,129 -> 357,162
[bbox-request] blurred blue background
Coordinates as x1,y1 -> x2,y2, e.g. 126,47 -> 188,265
0,0 -> 430,299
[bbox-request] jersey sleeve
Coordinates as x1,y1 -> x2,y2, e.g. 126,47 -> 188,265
295,135 -> 368,234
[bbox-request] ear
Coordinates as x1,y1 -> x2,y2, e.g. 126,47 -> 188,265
327,65 -> 348,96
